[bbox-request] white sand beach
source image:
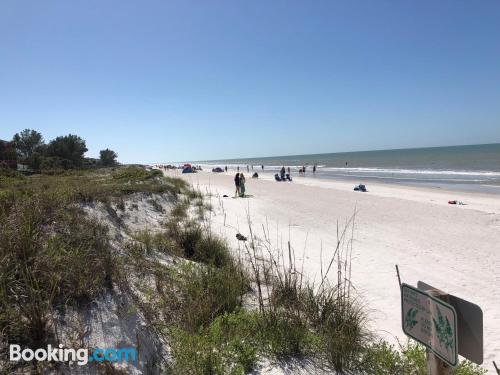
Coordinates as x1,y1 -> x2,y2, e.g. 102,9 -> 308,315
167,169 -> 500,372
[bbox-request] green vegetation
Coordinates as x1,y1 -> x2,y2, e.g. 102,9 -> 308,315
169,311 -> 261,375
0,166 -> 178,350
175,261 -> 249,332
12,129 -> 44,160
362,341 -> 486,375
0,160 -> 487,374
7,128 -> 120,171
161,204 -> 486,374
99,148 -> 118,166
43,134 -> 88,168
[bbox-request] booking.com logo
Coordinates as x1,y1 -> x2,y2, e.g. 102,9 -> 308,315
10,344 -> 136,365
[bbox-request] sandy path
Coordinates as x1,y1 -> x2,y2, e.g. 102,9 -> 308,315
167,169 -> 500,372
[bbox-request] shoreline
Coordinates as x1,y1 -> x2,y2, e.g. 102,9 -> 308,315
161,163 -> 500,195
166,168 -> 500,373
167,168 -> 500,215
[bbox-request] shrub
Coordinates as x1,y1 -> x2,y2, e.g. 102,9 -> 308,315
170,311 -> 260,375
185,187 -> 203,201
192,234 -> 232,267
0,195 -> 58,345
45,134 -> 87,168
177,262 -> 249,332
0,167 -> 26,193
170,201 -> 189,219
131,230 -> 179,257
362,341 -> 408,374
177,224 -> 203,259
0,166 -> 25,179
362,341 -> 487,375
0,196 -> 114,346
316,293 -> 368,371
40,155 -> 74,171
166,220 -> 233,267
260,310 -> 318,359
99,148 -> 118,166
242,212 -> 371,371
112,166 -> 154,181
165,176 -> 188,194
43,212 -> 114,304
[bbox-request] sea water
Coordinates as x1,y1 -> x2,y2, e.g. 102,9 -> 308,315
194,144 -> 500,193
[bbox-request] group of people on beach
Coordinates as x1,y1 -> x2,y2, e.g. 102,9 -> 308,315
227,165 -> 265,172
234,173 -> 246,197
229,164 -> 323,194
298,164 -> 317,175
229,163 -> 318,179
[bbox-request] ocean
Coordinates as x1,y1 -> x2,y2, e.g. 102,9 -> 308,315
191,144 -> 500,193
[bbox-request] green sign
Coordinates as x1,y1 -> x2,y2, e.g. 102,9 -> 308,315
401,283 -> 458,367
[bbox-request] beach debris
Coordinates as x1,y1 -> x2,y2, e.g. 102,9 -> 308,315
236,233 -> 247,241
252,172 -> 259,178
212,167 -> 224,173
448,200 -> 466,205
354,184 -> 367,192
223,194 -> 228,197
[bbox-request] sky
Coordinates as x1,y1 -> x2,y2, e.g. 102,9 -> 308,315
1,0 -> 499,164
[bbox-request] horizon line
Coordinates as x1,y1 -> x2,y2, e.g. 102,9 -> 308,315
162,142 -> 500,165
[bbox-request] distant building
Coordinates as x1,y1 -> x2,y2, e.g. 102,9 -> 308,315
0,140 -> 17,169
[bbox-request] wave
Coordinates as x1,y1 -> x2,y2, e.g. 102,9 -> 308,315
317,167 -> 500,177
198,163 -> 325,169
322,173 -> 490,183
197,163 -> 500,177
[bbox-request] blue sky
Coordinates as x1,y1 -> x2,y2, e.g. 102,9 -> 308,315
1,0 -> 499,163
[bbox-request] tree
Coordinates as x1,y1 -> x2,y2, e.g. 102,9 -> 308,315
12,129 -> 44,159
45,134 -> 88,168
99,149 -> 118,166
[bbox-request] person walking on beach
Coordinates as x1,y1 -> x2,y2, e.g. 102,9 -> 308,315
313,164 -> 317,173
287,166 -> 290,174
234,173 -> 240,197
261,164 -> 264,170
247,165 -> 249,172
239,173 -> 246,197
237,166 -> 240,172
225,165 -> 227,172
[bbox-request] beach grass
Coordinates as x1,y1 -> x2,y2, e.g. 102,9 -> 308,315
0,166 -> 488,374
0,166 -> 179,347
162,183 -> 486,375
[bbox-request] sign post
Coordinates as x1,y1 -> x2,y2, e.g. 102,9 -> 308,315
401,284 -> 458,371
417,281 -> 483,365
